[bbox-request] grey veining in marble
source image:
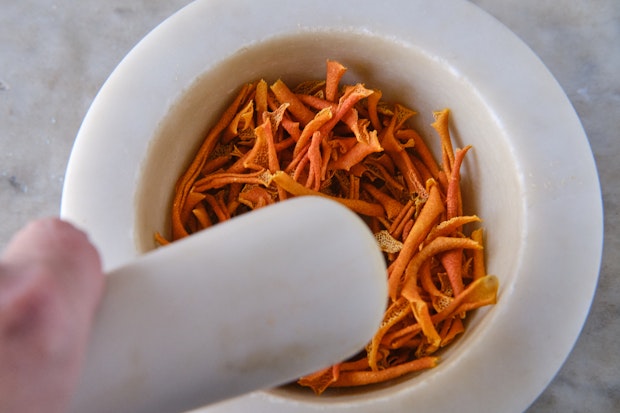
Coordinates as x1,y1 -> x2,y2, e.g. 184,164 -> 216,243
0,0 -> 618,411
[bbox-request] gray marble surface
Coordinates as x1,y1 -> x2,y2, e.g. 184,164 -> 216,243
0,0 -> 617,411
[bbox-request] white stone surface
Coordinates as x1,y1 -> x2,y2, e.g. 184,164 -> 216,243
0,1 -> 617,411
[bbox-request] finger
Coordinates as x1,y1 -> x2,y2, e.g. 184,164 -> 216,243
1,218 -> 104,314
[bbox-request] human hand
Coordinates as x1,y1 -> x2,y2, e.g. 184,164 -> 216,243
0,218 -> 104,413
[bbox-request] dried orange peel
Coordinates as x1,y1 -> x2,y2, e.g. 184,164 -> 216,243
156,59 -> 499,394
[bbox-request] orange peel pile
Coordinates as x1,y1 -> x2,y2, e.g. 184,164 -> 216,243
156,60 -> 499,394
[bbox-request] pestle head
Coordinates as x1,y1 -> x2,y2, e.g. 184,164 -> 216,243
70,196 -> 387,413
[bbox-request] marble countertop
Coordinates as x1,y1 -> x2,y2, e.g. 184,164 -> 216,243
1,0 -> 617,411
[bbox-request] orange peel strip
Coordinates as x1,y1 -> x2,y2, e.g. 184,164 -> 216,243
294,106 -> 333,157
329,129 -> 383,171
431,108 -> 455,175
471,228 -> 486,280
193,170 -> 271,192
222,99 -> 254,143
381,114 -> 426,196
297,364 -> 340,395
325,59 -> 348,102
396,128 -> 442,182
388,181 -> 444,300
405,285 -> 442,351
439,317 -> 465,347
446,145 -> 472,219
242,119 -> 280,172
366,89 -> 383,131
254,79 -> 268,123
362,182 -> 404,220
318,84 -> 374,136
367,296 -> 411,371
171,82 -> 253,240
388,199 -> 414,236
401,236 -> 482,302
271,171 -> 385,217
427,215 -> 481,242
441,145 -> 473,296
192,202 -> 212,230
270,79 -> 315,126
306,131 -> 323,191
330,357 -> 439,388
432,275 -> 499,324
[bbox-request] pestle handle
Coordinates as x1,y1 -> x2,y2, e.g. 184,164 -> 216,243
69,196 -> 387,413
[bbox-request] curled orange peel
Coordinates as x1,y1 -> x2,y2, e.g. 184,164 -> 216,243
157,60 -> 499,394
